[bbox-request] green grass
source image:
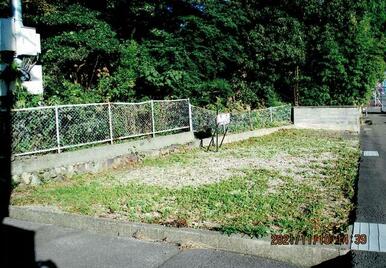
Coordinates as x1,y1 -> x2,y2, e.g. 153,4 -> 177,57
12,129 -> 360,238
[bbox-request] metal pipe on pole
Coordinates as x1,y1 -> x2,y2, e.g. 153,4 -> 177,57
11,0 -> 23,25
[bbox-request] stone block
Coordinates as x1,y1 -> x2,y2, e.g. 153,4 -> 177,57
21,172 -> 31,185
30,175 -> 42,186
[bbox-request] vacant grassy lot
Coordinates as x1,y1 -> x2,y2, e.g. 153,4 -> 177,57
12,129 -> 360,237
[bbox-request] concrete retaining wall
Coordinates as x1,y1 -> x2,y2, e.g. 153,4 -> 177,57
293,106 -> 361,132
12,132 -> 195,185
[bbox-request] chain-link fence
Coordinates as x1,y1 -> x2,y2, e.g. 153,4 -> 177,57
58,104 -> 111,150
112,102 -> 153,140
12,101 -> 292,156
12,106 -> 57,155
153,100 -> 190,133
12,99 -> 191,156
192,104 -> 292,133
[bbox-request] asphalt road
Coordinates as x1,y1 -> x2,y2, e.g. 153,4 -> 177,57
2,218 -> 296,268
351,113 -> 386,267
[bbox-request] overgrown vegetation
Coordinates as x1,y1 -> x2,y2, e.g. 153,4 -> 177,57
12,129 -> 360,237
0,0 -> 385,108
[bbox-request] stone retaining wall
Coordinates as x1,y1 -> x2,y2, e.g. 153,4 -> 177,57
12,132 -> 195,185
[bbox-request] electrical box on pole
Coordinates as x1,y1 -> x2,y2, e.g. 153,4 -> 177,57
16,26 -> 41,56
0,0 -> 43,96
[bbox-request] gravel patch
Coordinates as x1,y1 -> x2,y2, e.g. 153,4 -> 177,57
114,150 -> 338,189
110,130 -> 359,189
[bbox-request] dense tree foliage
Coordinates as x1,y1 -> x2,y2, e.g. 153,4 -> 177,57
1,0 -> 385,108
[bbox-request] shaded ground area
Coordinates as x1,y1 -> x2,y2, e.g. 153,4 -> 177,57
12,129 -> 360,237
4,218 -> 296,268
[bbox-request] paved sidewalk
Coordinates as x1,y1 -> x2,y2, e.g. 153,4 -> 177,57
2,218 -> 296,268
351,113 -> 386,267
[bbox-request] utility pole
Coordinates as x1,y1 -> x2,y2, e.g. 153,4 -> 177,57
0,54 -> 13,223
0,0 -> 18,224
0,0 -> 42,222
293,65 -> 300,106
0,2 -> 42,266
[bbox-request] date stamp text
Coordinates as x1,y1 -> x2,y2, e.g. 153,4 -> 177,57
271,234 -> 367,245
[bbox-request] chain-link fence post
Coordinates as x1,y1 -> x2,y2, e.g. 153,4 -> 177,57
108,102 -> 114,144
269,107 -> 273,123
54,106 -> 61,153
188,98 -> 193,133
150,100 -> 156,137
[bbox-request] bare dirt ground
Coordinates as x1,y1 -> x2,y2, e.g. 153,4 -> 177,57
113,130 -> 355,190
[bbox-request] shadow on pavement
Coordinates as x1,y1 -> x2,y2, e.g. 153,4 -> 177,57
0,224 -> 58,268
0,85 -> 57,267
312,251 -> 352,268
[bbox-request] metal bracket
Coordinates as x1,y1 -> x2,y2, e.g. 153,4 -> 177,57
205,124 -> 228,152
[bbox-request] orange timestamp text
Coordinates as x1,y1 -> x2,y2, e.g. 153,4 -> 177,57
271,234 -> 367,246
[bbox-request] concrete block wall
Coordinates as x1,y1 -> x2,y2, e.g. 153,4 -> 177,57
293,106 -> 361,132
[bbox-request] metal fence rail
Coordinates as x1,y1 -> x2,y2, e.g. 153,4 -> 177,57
11,100 -> 291,156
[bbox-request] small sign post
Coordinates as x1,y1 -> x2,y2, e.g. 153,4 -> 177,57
206,112 -> 231,152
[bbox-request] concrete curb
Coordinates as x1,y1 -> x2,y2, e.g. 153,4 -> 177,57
9,206 -> 350,267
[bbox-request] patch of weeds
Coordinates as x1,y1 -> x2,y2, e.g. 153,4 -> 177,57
11,129 -> 360,238
141,146 -> 198,167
